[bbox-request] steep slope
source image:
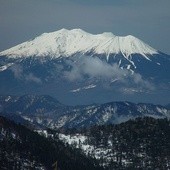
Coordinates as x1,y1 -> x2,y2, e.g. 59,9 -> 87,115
0,116 -> 103,170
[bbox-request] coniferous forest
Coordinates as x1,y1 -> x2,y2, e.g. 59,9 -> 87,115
1,115 -> 170,169
0,116 -> 103,170
59,117 -> 170,170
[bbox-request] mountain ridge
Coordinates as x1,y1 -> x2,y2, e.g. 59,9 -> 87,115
0,95 -> 169,129
0,28 -> 158,59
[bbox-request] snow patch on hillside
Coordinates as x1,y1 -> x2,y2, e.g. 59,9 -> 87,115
70,84 -> 96,93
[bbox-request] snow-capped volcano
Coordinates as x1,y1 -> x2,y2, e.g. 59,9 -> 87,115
0,28 -> 158,59
0,28 -> 169,105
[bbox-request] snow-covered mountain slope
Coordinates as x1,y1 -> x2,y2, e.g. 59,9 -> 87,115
0,29 -> 169,105
0,28 -> 158,60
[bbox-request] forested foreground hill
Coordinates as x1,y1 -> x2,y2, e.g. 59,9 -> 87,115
1,115 -> 170,170
59,117 -> 170,170
0,116 -> 103,170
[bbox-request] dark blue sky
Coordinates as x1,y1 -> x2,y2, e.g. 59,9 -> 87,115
0,0 -> 170,54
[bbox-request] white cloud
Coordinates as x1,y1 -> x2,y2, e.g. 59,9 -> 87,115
10,64 -> 41,84
64,56 -> 154,91
64,56 -> 127,81
25,73 -> 42,84
10,64 -> 23,79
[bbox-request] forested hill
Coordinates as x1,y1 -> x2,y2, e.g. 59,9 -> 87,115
60,117 -> 170,170
0,115 -> 103,170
